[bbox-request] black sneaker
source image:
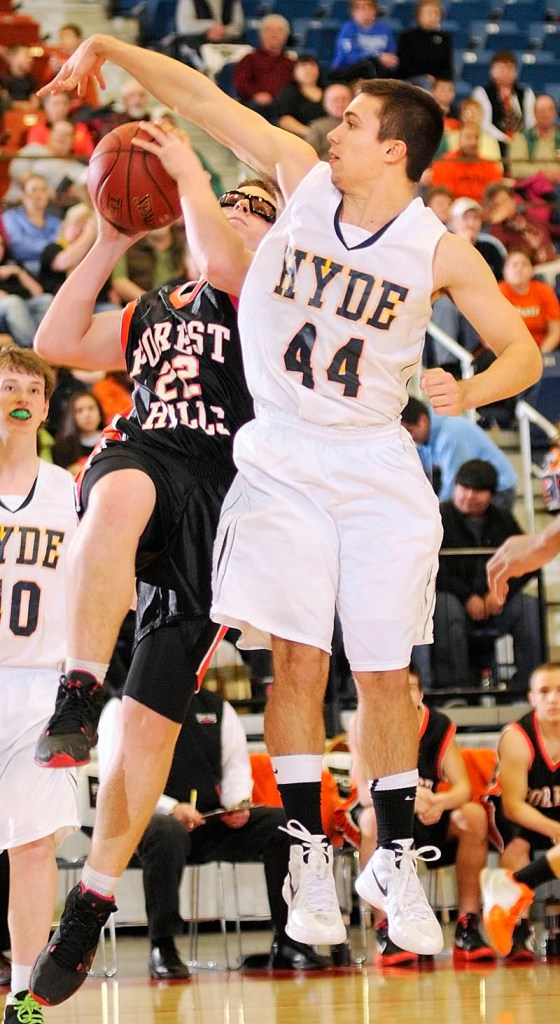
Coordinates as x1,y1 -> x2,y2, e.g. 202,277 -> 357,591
507,920 -> 537,963
270,937 -> 331,969
374,919 -> 419,967
453,913 -> 497,963
29,884 -> 117,1005
2,991 -> 43,1024
34,672 -> 104,768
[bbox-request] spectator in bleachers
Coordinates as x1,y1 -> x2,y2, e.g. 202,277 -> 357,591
483,181 -> 560,271
429,78 -> 460,133
499,249 -> 560,353
174,0 -> 245,46
472,51 -> 536,161
85,78 -> 152,142
448,195 -> 506,279
0,233 -> 52,349
2,174 -> 61,277
432,458 -> 542,693
304,82 -> 352,160
424,184 -> 454,224
0,44 -> 39,112
401,397 -> 518,510
427,196 -> 506,370
509,93 -> 560,185
52,390 -> 104,475
92,371 -> 134,425
329,0 -> 399,84
345,665 -> 495,966
396,0 -> 454,89
6,120 -> 89,210
444,98 -> 502,165
276,55 -> 325,139
46,24 -> 100,114
38,204 -> 119,312
430,123 -> 503,203
111,223 -> 189,303
233,14 -> 294,122
27,93 -> 95,159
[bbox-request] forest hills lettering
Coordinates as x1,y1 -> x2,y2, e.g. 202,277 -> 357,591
273,246 -> 409,328
130,318 -> 232,435
0,525 -> 65,569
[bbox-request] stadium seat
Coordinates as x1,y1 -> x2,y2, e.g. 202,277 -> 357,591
303,20 -> 340,61
518,50 -> 557,90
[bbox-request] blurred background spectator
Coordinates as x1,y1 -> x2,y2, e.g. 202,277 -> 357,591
2,174 -> 62,276
397,0 -> 453,89
330,0 -> 398,84
304,82 -> 352,160
52,389 -> 104,475
276,54 -> 324,138
233,14 -> 293,122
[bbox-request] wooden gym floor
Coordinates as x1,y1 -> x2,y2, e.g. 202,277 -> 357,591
13,924 -> 560,1024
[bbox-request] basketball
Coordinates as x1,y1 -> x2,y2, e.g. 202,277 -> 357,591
86,121 -> 183,234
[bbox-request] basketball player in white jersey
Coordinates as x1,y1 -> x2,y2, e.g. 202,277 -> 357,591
38,40 -> 542,957
0,346 -> 78,1024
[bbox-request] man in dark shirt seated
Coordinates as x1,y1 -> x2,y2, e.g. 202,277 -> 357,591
233,14 -> 294,123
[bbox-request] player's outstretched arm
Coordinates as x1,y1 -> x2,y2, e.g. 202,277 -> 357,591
487,522 -> 560,603
34,219 -> 141,371
133,121 -> 254,294
424,234 -> 542,416
38,34 -> 317,199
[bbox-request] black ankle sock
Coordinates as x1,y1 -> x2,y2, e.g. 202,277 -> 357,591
277,781 -> 324,837
515,859 -> 556,890
371,783 -> 416,847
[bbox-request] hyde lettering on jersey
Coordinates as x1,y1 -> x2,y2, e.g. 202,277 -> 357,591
0,525 -> 66,569
273,244 -> 409,329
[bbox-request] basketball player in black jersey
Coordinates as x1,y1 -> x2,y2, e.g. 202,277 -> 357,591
483,662 -> 560,960
29,124 -> 317,1004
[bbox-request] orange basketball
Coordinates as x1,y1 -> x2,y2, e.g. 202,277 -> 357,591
87,121 -> 182,234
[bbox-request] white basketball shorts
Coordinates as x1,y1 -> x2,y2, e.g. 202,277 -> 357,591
0,668 -> 79,851
212,407 -> 442,671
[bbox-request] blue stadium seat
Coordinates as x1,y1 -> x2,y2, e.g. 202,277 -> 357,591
481,21 -> 530,50
329,0 -> 354,22
389,0 -> 417,27
459,48 -> 493,86
271,0 -> 322,22
446,0 -> 492,27
543,82 -> 560,106
518,50 -> 558,90
527,27 -> 560,57
304,20 -> 340,60
241,0 -> 273,16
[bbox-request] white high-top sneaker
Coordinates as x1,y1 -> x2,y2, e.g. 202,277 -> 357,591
355,839 -> 444,955
281,819 -> 347,946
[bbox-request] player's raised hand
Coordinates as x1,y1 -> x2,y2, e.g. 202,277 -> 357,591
420,367 -> 465,416
94,209 -> 147,249
132,120 -> 207,188
37,34 -> 108,98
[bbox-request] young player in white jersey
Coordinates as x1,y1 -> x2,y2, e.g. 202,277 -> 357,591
0,346 -> 79,1024
37,41 -> 542,959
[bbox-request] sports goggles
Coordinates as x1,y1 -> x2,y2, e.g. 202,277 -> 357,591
218,190 -> 277,223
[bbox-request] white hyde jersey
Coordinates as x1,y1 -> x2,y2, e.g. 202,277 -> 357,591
0,461 -> 77,669
238,161 -> 446,427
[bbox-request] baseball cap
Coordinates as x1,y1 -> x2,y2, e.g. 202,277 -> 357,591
455,459 -> 498,493
449,197 -> 482,218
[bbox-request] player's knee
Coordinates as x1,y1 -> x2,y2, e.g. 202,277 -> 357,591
454,801 -> 488,840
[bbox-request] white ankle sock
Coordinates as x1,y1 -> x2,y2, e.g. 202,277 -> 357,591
11,964 -> 32,996
66,659 -> 110,685
82,863 -> 118,899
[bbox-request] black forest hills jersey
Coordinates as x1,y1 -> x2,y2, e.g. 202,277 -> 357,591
117,280 -> 253,471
